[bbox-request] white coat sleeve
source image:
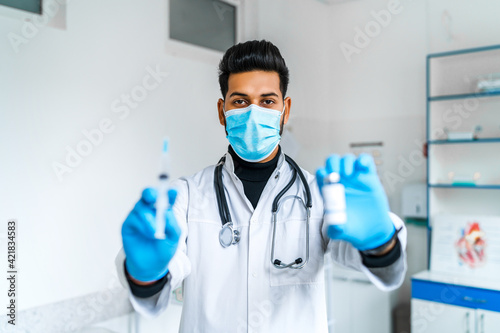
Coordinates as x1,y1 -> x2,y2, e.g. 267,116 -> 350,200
114,179 -> 191,318
325,212 -> 408,292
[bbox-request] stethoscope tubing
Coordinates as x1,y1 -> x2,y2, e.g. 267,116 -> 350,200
214,153 -> 312,269
270,195 -> 311,270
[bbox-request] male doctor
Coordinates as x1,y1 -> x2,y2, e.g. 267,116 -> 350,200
116,40 -> 407,332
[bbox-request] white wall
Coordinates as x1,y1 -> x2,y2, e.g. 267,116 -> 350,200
254,0 -> 332,170
426,0 -> 500,54
0,0 -> 231,311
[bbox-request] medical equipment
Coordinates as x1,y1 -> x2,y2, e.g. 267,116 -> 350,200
476,73 -> 500,93
321,172 -> 347,225
448,171 -> 481,186
155,138 -> 170,239
214,154 -> 312,269
443,126 -> 482,141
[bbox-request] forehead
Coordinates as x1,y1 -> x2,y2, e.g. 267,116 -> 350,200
227,71 -> 281,97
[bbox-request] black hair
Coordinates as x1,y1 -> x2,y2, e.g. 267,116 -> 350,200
218,40 -> 290,100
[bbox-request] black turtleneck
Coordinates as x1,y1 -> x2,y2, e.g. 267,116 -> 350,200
228,145 -> 280,209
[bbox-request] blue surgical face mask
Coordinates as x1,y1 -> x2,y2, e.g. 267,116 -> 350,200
224,103 -> 285,162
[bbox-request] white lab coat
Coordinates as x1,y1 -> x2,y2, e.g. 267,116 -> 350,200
115,150 -> 407,333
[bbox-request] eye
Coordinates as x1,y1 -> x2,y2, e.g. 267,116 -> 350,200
262,99 -> 275,106
233,99 -> 247,106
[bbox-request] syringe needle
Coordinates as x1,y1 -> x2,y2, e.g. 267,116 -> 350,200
154,138 -> 170,239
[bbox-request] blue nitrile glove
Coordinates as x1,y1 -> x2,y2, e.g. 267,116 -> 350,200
121,188 -> 181,282
316,153 -> 396,251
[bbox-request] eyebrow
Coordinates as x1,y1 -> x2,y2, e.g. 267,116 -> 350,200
229,92 -> 280,98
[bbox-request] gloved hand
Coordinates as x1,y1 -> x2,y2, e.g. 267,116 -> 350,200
121,188 -> 181,282
316,153 -> 395,251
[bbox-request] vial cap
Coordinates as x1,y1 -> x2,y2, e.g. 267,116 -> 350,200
326,172 -> 340,183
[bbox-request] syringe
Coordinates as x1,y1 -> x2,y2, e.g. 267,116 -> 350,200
322,172 -> 347,225
154,138 -> 170,239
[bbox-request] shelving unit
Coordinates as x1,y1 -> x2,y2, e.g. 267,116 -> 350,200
426,44 -> 500,232
412,44 -> 500,333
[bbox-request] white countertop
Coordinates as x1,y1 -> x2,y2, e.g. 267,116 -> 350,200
0,287 -> 133,333
412,270 -> 500,291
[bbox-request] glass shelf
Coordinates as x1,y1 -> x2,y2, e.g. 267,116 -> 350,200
428,90 -> 500,102
429,184 -> 500,189
428,138 -> 500,145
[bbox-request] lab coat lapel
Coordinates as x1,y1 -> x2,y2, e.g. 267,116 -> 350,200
222,152 -> 254,212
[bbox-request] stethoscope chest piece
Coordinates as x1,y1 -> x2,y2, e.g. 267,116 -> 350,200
219,222 -> 240,248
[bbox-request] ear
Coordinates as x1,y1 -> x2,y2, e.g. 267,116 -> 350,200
217,98 -> 225,126
282,97 -> 291,125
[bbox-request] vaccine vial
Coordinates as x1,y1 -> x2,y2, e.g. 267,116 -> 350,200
322,172 -> 347,225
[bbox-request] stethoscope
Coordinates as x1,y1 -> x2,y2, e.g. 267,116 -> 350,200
214,153 -> 313,269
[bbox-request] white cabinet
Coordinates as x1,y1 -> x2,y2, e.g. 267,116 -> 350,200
325,261 -> 391,333
411,271 -> 500,333
477,309 -> 500,333
328,278 -> 391,333
412,299 -> 500,333
412,299 -> 473,333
